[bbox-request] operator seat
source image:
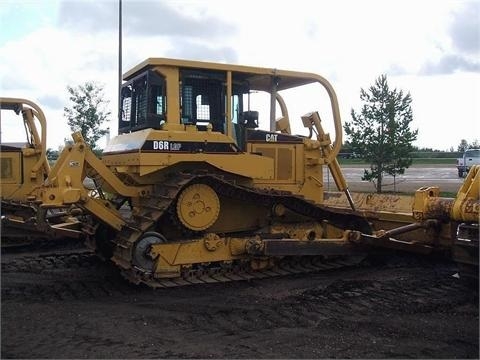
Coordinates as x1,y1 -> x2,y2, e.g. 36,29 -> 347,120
233,111 -> 259,151
241,111 -> 259,129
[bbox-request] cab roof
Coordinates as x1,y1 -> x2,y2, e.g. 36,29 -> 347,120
123,57 -> 323,92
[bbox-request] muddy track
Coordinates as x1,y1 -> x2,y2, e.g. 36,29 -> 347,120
1,249 -> 139,301
1,247 -> 459,308
128,257 -> 477,337
1,250 -> 476,316
1,250 -> 478,359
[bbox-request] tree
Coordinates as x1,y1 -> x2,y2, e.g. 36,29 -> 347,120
344,75 -> 418,193
64,82 -> 111,150
458,139 -> 469,152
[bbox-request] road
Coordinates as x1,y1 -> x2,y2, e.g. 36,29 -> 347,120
324,164 -> 464,193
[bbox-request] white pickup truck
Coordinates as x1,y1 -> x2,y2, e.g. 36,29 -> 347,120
457,148 -> 480,177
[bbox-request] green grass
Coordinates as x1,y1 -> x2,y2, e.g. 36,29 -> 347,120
338,158 -> 456,165
411,158 -> 456,165
439,191 -> 458,198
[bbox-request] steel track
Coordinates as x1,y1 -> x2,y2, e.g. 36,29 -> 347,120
110,172 -> 371,288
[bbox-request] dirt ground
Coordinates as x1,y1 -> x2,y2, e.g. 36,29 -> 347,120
1,242 -> 478,359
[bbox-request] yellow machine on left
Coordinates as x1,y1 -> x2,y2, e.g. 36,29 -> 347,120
0,98 -> 83,245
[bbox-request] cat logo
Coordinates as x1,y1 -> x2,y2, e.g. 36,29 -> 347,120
265,134 -> 278,142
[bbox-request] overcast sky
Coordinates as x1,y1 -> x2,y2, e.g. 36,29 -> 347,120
1,0 -> 479,150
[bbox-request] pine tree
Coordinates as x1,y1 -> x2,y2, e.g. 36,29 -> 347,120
344,75 -> 418,193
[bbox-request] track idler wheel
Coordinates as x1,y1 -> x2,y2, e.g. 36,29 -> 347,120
176,183 -> 220,231
132,232 -> 167,272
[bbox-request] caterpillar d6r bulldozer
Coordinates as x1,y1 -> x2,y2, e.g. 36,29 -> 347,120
0,98 -> 83,246
11,58 -> 479,287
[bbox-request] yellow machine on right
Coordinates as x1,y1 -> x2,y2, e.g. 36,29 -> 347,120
1,58 -> 478,286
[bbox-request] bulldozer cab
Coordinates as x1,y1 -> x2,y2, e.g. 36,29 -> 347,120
119,63 -> 259,149
117,58 -> 343,156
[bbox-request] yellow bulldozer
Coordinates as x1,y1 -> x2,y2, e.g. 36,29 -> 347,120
1,58 -> 478,286
0,98 -> 83,246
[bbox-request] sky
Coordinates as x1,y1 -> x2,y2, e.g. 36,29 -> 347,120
0,0 -> 479,151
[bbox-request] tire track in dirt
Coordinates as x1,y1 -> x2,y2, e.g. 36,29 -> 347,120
2,251 -> 478,359
1,250 -> 139,301
162,259 -> 476,339
2,250 -> 477,336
